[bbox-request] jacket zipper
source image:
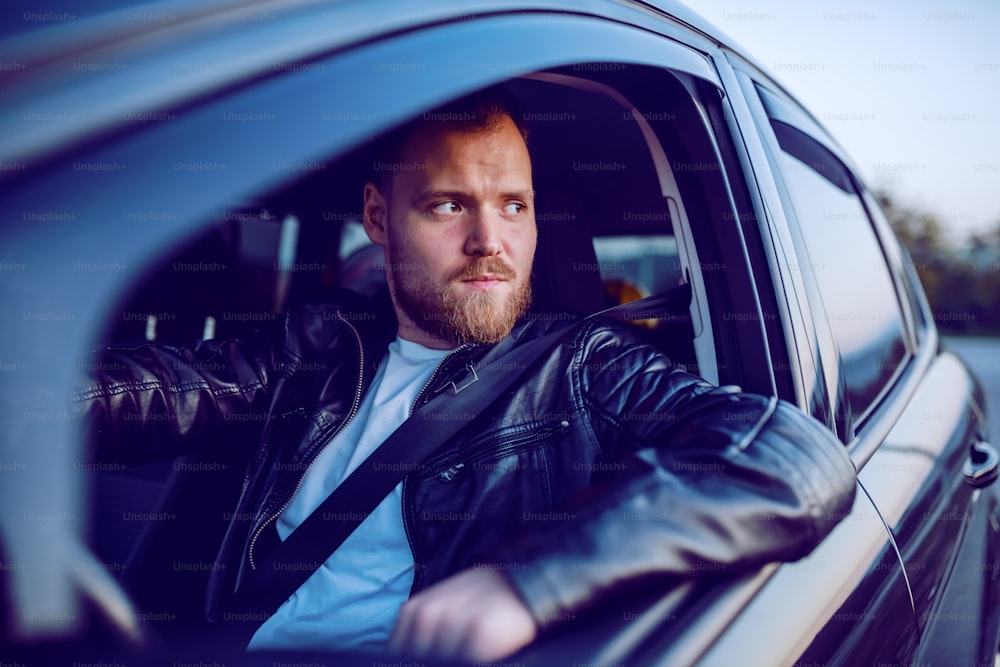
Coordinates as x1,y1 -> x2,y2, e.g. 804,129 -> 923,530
247,330 -> 473,568
247,312 -> 366,570
399,343 -> 475,593
409,343 -> 475,416
240,407 -> 306,494
431,420 -> 570,481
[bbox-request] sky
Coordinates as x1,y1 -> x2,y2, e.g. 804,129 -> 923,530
691,0 -> 1000,243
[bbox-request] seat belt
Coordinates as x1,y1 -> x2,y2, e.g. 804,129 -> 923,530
226,283 -> 692,626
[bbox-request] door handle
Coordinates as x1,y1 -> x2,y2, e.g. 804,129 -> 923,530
963,441 -> 999,488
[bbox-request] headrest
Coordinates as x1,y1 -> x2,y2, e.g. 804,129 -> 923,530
529,184 -> 603,316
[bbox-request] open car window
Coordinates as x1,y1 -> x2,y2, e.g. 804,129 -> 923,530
101,66 -> 733,377
78,62 -> 752,658
0,10 -> 786,663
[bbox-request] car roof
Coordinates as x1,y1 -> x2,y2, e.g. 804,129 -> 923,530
0,0 -> 797,168
1,0 -> 732,45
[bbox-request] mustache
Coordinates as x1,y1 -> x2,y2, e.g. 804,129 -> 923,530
449,258 -> 517,282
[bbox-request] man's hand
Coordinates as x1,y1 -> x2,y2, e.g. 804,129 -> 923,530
387,567 -> 537,661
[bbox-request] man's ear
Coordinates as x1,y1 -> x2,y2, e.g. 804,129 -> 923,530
363,181 -> 388,246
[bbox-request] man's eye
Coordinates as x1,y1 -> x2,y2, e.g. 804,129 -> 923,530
431,201 -> 461,215
503,202 -> 526,216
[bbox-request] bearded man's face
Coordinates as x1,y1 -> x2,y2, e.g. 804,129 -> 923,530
363,114 -> 536,348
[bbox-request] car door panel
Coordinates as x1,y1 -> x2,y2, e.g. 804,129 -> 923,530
870,351 -> 999,666
707,55 -> 925,665
722,53 -> 1000,666
695,482 -> 914,666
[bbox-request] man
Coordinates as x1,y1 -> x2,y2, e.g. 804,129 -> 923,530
78,88 -> 856,661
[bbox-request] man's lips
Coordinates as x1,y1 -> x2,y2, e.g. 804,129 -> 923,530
461,275 -> 508,288
462,275 -> 506,282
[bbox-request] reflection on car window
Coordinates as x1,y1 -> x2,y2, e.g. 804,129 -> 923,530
770,121 -> 906,425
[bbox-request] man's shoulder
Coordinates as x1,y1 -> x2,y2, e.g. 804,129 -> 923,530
282,288 -> 397,356
512,310 -> 657,356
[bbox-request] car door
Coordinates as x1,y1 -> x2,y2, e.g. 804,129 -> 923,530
711,55 -> 1000,666
629,51 -> 912,666
491,21 -> 925,667
862,193 -> 1000,667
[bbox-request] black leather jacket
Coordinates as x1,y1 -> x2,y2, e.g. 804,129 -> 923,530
79,292 -> 856,633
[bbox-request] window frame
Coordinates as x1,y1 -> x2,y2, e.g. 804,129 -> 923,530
0,9 -> 787,664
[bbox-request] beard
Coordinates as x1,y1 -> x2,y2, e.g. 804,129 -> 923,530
387,246 -> 532,345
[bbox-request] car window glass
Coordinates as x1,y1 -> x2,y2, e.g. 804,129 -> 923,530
593,235 -> 682,299
862,190 -> 929,345
758,87 -> 907,427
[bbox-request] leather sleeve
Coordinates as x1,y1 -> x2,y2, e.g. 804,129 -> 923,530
496,320 -> 857,632
73,332 -> 279,464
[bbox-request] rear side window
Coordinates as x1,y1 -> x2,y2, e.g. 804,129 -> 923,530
757,85 -> 907,428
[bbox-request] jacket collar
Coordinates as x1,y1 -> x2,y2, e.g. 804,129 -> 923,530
328,291 -> 585,394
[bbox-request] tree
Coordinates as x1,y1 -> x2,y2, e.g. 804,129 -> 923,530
876,191 -> 1000,334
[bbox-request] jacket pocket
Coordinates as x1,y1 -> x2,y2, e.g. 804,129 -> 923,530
428,419 -> 571,484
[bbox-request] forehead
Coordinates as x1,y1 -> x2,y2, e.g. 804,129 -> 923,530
395,116 -> 532,188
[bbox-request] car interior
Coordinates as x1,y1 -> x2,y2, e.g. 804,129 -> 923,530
84,64 -> 734,645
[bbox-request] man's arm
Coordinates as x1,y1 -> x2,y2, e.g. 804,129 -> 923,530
74,332 -> 278,464
389,320 -> 856,660
491,320 -> 856,632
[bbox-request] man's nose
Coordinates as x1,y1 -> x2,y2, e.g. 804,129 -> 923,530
464,209 -> 503,256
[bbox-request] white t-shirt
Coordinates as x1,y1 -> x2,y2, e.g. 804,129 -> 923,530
248,337 -> 449,652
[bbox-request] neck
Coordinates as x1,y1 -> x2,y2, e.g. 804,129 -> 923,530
396,322 -> 460,351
